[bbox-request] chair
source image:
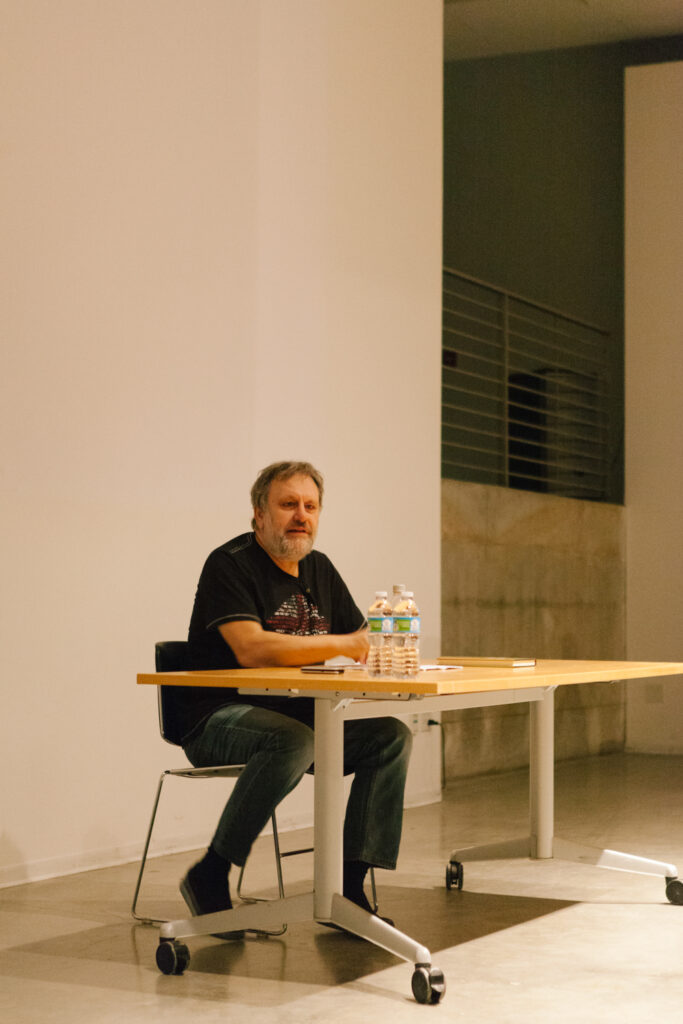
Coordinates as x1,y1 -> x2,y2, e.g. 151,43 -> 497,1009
131,641 -> 297,933
131,640 -> 377,928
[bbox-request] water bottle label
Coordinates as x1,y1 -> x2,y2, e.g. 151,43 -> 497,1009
368,616 -> 393,634
394,616 -> 420,634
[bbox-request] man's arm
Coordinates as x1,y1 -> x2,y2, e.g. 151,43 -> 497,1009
219,620 -> 369,668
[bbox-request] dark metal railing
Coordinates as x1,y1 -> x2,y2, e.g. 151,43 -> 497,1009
442,268 -> 611,501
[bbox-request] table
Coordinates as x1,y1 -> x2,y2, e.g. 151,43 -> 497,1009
137,659 -> 683,1004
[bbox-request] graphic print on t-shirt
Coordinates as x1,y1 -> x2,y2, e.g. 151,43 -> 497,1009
267,593 -> 330,636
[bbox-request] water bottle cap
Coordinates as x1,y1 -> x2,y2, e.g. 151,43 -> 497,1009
404,591 -> 414,597
375,590 -> 388,597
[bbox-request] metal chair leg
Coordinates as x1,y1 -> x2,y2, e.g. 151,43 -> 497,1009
369,866 -> 378,912
134,773 -> 290,934
236,811 -> 288,935
131,771 -> 170,924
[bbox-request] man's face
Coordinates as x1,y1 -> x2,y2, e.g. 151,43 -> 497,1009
254,472 -> 320,564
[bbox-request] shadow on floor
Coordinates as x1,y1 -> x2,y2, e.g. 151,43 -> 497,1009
6,884 -> 575,989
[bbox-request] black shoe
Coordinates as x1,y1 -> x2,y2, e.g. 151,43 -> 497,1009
180,862 -> 245,941
320,891 -> 395,935
346,885 -> 395,928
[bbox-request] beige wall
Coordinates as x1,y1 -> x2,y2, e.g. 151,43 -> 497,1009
1,1 -> 443,885
441,480 -> 627,778
624,61 -> 683,750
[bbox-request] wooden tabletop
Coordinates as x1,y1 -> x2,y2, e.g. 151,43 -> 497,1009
137,659 -> 683,697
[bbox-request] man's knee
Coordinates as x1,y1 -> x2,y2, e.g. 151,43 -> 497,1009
371,716 -> 413,761
271,716 -> 315,772
391,716 -> 413,755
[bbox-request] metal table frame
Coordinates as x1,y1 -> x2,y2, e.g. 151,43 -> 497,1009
137,660 -> 683,1003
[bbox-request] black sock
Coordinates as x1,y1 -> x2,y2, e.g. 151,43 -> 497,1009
201,844 -> 231,880
343,860 -> 372,911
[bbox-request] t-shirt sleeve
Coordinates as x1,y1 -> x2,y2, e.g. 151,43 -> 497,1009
196,549 -> 263,632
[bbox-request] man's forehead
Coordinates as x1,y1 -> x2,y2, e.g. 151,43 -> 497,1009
269,473 -> 320,500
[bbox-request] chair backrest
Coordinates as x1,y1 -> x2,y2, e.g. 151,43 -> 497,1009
155,641 -> 191,746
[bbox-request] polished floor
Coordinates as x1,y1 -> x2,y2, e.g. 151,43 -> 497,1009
3,753 -> 683,1023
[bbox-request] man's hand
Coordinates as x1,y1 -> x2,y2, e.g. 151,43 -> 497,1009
219,620 -> 369,668
339,628 -> 369,664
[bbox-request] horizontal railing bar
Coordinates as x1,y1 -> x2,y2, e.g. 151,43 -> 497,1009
443,366 -> 504,388
442,439 -> 505,459
444,413 -> 609,454
443,353 -> 506,377
507,385 -> 607,413
509,475 -> 604,498
442,401 -> 503,424
440,292 -> 505,319
446,385 -> 610,432
443,395 -> 609,441
506,370 -> 606,396
508,330 -> 606,370
509,307 -> 608,347
442,386 -> 504,408
446,431 -> 607,466
443,326 -> 505,354
444,280 -> 501,307
443,465 -> 604,499
444,344 -> 605,386
508,443 -> 607,468
507,386 -> 606,415
444,422 -> 511,443
443,299 -> 503,328
507,396 -> 607,428
446,433 -> 606,466
508,392 -> 607,419
508,427 -> 608,455
504,442 -> 606,471
509,324 -> 607,362
508,458 -> 605,482
442,450 -> 605,496
442,457 -> 504,476
443,266 -> 609,335
506,373 -> 605,402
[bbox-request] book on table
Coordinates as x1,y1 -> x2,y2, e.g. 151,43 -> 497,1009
437,656 -> 536,668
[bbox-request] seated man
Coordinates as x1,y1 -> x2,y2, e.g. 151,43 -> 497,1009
176,460 -> 412,932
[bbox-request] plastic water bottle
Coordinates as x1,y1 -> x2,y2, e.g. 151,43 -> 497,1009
392,590 -> 420,677
367,591 -> 393,676
389,584 -> 406,676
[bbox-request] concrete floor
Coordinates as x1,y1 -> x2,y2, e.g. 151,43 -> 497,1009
2,753 -> 683,1022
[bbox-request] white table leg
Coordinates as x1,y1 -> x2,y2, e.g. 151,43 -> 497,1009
448,685 -> 680,901
530,686 -> 555,858
449,687 -> 556,866
313,697 -> 440,989
313,697 -> 344,920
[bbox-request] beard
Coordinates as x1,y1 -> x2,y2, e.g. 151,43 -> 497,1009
272,531 -> 314,560
257,520 -> 316,564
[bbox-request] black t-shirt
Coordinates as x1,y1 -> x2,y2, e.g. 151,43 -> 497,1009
169,532 -> 364,744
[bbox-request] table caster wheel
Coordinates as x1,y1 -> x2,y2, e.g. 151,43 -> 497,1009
665,877 -> 683,905
156,939 -> 190,975
412,965 -> 446,1004
446,860 -> 463,891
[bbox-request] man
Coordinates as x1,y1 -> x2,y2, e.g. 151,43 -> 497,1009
177,460 -> 412,934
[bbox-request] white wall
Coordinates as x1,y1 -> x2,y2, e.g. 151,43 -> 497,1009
624,61 -> 683,751
0,0 -> 443,886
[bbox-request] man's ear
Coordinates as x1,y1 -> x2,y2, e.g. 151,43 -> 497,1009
253,505 -> 264,530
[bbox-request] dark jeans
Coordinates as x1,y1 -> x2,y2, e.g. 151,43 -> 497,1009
183,702 -> 412,870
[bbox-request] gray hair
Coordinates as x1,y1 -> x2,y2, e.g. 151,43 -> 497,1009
250,461 -> 324,528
